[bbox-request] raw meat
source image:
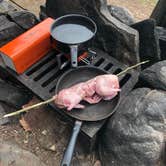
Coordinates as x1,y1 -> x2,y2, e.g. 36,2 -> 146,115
54,74 -> 120,111
84,94 -> 102,104
95,74 -> 120,100
54,83 -> 86,111
82,78 -> 102,104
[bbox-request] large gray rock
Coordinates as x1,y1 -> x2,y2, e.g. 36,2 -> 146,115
46,0 -> 140,66
0,14 -> 9,26
140,60 -> 166,91
108,5 -> 135,25
99,88 -> 166,166
0,81 -> 32,108
0,11 -> 39,47
8,11 -> 39,30
90,0 -> 140,66
0,141 -> 46,166
46,0 -> 87,18
156,26 -> 166,60
0,14 -> 24,47
131,19 -> 161,68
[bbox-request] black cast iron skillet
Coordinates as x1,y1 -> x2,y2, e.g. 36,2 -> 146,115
55,66 -> 120,166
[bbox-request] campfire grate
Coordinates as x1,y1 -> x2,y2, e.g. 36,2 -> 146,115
0,48 -> 139,139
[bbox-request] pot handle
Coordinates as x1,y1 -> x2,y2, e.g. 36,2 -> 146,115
70,45 -> 78,67
61,120 -> 82,166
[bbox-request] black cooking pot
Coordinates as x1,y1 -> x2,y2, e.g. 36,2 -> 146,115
50,14 -> 97,67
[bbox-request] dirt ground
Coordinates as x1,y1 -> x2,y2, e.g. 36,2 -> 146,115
0,98 -> 94,166
10,0 -> 45,16
11,0 -> 158,21
108,0 -> 158,21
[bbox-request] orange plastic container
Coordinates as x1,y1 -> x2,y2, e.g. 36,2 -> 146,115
0,17 -> 54,74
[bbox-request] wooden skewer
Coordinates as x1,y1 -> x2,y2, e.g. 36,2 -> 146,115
3,97 -> 55,118
2,60 -> 149,118
116,60 -> 149,77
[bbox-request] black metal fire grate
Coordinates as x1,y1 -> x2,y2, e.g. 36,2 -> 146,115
0,48 -> 139,139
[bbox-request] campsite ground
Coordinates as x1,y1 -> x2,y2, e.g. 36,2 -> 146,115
108,0 -> 158,21
12,0 -> 158,21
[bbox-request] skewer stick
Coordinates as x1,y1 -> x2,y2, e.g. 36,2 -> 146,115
3,60 -> 149,118
3,97 -> 55,118
116,60 -> 149,77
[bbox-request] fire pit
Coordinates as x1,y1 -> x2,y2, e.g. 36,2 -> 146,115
0,1 -> 166,166
0,47 -> 139,139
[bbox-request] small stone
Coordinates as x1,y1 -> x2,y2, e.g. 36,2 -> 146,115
41,130 -> 47,135
49,145 -> 56,152
23,140 -> 28,144
14,130 -> 18,134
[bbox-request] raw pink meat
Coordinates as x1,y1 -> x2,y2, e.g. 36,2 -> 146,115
95,74 -> 120,100
82,79 -> 96,97
54,83 -> 86,111
84,94 -> 102,104
54,74 -> 120,111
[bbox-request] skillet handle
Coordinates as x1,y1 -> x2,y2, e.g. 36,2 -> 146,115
70,45 -> 78,67
61,120 -> 82,166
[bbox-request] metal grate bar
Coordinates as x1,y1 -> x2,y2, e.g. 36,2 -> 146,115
107,66 -> 119,73
40,71 -> 58,87
103,62 -> 113,71
26,51 -> 56,76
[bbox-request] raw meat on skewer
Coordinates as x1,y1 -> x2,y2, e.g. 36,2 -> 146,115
54,83 -> 86,111
95,74 -> 120,100
54,74 -> 120,111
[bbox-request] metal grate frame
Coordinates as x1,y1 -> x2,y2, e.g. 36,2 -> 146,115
0,48 -> 139,139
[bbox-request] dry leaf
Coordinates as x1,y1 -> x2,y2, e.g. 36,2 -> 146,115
19,117 -> 32,132
23,97 -> 40,108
